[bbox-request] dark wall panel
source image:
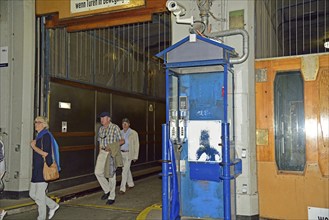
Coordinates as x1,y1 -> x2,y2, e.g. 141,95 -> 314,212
155,102 -> 165,160
147,101 -> 155,162
96,92 -> 111,120
111,94 -> 147,163
60,150 -> 95,179
49,82 -> 96,185
47,81 -> 164,191
111,94 -> 147,129
49,83 -> 95,132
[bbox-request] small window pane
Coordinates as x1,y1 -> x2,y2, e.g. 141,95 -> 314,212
274,71 -> 306,171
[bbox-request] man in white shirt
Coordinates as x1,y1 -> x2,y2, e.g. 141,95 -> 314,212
119,118 -> 140,194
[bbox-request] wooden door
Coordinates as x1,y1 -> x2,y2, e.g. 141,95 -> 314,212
255,54 -> 329,219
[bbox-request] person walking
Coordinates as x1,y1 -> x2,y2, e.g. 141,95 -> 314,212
95,112 -> 124,205
119,118 -> 139,194
29,116 -> 60,220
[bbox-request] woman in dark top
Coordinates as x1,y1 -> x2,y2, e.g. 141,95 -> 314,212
29,116 -> 59,220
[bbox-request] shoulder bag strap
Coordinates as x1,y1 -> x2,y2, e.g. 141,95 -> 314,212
41,137 -> 55,163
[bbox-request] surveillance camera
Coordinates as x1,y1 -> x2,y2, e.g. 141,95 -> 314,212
166,1 -> 178,11
166,1 -> 185,16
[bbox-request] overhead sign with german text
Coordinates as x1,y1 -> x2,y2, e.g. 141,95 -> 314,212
71,0 -> 130,13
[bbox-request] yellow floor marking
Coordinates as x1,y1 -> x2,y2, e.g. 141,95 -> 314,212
3,201 -> 36,210
49,195 -> 61,203
4,195 -> 59,210
136,203 -> 162,220
65,203 -> 142,213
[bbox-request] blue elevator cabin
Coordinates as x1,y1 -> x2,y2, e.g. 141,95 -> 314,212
156,34 -> 242,220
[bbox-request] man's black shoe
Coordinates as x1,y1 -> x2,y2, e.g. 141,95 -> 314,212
106,199 -> 115,205
101,193 -> 109,200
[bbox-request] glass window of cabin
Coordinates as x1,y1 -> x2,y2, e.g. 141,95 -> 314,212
274,71 -> 306,171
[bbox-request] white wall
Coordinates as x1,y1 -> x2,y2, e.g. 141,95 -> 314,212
0,0 -> 35,195
170,0 -> 258,216
226,1 -> 258,216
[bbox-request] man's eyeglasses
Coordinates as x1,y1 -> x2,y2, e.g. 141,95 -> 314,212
34,121 -> 42,124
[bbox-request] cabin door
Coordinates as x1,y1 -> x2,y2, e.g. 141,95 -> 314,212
255,55 -> 329,219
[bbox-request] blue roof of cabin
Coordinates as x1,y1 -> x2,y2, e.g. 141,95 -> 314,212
156,34 -> 234,64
